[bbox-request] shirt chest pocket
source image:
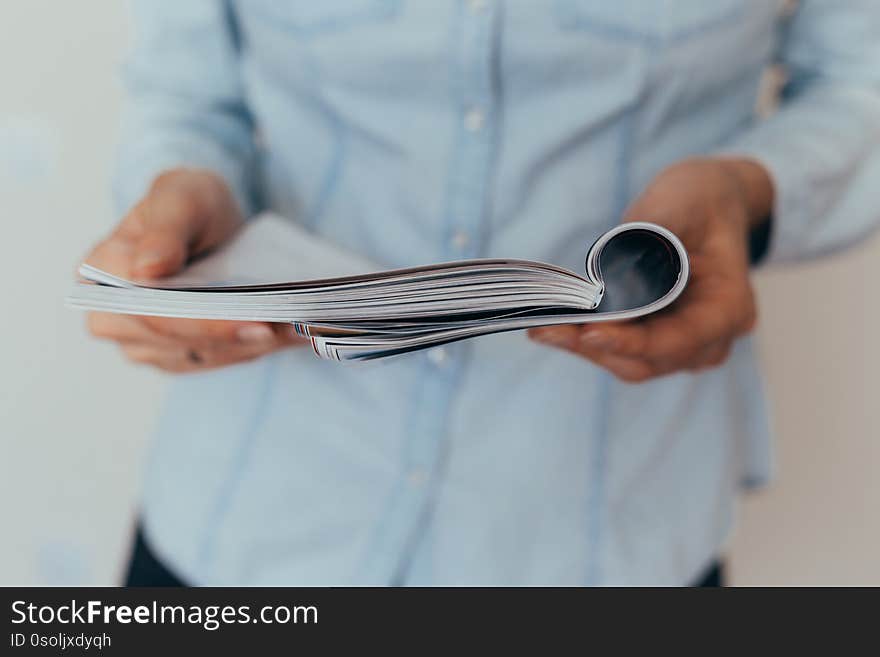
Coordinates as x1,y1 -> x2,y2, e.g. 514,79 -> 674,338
554,0 -> 744,44
245,0 -> 401,35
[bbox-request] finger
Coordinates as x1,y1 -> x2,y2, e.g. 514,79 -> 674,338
576,313 -> 702,366
191,338 -> 293,369
577,349 -> 655,383
529,325 -> 656,382
577,326 -> 732,380
120,344 -> 195,373
84,233 -> 138,278
647,292 -> 753,359
119,335 -> 290,373
141,317 -> 284,346
82,198 -> 194,280
569,329 -> 659,382
140,317 -> 309,349
87,312 -> 170,345
270,322 -> 310,347
528,325 -> 581,350
90,310 -> 307,355
578,289 -> 753,365
127,194 -> 205,279
686,340 -> 733,373
89,312 -> 273,349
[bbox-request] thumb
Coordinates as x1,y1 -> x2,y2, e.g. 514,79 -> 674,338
131,217 -> 195,279
130,187 -> 210,279
129,171 -> 242,279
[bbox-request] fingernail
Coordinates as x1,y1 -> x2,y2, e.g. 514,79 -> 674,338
580,330 -> 615,349
134,250 -> 166,272
237,325 -> 275,344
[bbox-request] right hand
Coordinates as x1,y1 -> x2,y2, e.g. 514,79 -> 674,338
85,168 -> 306,373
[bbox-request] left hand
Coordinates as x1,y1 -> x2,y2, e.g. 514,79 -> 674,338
529,157 -> 773,382
84,168 -> 307,373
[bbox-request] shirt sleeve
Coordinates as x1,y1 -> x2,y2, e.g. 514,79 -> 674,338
113,0 -> 257,217
720,0 -> 880,265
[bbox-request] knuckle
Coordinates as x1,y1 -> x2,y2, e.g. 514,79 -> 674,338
618,371 -> 648,384
690,344 -> 732,372
574,346 -> 601,363
693,359 -> 717,373
740,304 -> 758,333
702,307 -> 739,343
141,317 -> 178,339
732,286 -> 758,331
616,364 -> 654,384
663,338 -> 697,361
650,343 -> 692,369
709,346 -> 732,367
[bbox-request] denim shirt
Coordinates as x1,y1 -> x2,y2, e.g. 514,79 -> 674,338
117,0 -> 880,585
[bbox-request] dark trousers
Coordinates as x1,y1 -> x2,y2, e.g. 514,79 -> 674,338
124,526 -> 724,587
125,527 -> 187,587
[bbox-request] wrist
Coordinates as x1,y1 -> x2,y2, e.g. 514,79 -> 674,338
711,157 -> 774,232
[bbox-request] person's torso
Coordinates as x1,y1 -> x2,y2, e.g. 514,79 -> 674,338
142,0 -> 780,585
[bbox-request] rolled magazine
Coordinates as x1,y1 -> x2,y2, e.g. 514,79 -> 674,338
67,213 -> 689,361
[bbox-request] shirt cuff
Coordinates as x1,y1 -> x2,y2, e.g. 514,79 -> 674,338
715,139 -> 813,267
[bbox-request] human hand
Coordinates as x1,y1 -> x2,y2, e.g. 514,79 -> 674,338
85,168 -> 306,373
530,157 -> 772,382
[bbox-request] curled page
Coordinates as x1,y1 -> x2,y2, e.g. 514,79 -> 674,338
67,214 -> 688,362
306,222 -> 689,360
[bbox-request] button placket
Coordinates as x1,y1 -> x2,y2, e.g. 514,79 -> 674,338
445,0 -> 496,263
379,0 -> 500,585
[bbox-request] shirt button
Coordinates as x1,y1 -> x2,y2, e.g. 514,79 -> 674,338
464,107 -> 485,132
427,346 -> 448,367
451,230 -> 470,250
408,468 -> 428,487
467,0 -> 488,13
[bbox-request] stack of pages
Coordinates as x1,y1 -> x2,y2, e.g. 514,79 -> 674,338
67,214 -> 689,361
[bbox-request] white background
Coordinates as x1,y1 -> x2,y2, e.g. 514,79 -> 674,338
1,0 -> 877,585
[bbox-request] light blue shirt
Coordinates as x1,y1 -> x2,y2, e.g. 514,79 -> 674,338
118,0 -> 880,585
